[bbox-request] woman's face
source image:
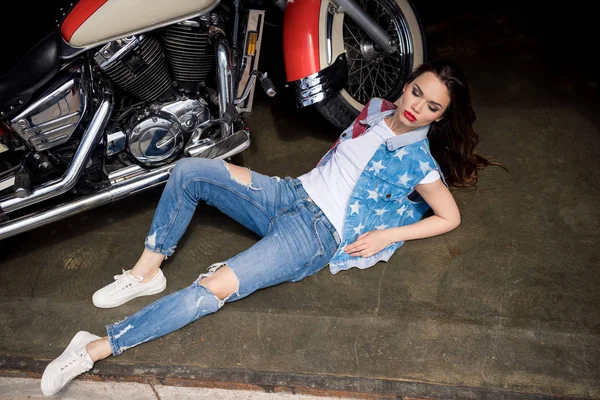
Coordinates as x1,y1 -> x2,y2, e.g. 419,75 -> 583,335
393,72 -> 451,128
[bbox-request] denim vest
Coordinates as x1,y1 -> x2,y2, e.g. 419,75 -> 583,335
318,98 -> 446,274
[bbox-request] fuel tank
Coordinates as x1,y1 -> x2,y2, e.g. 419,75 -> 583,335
61,0 -> 220,48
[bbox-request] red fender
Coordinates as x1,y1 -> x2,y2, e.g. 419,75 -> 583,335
282,0 -> 322,82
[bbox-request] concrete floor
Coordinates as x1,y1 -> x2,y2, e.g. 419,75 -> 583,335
1,2 -> 598,399
0,377 -> 356,400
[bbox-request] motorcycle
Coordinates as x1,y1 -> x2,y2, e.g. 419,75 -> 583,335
0,0 -> 425,240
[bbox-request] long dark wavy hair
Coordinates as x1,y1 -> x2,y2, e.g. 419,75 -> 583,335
405,60 -> 504,187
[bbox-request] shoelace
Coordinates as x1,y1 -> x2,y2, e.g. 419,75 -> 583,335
112,269 -> 144,283
109,269 -> 144,294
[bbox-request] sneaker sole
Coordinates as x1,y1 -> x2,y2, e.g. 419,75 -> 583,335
92,278 -> 167,309
41,331 -> 99,396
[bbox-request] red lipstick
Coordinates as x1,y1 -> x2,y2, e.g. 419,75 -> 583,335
404,110 -> 417,122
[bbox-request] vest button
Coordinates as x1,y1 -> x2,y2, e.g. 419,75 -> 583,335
341,133 -> 347,137
385,193 -> 391,198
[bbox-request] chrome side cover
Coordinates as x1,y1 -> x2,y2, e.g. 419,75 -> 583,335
127,98 -> 210,166
9,63 -> 88,151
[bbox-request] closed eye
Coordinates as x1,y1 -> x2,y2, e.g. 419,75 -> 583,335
413,83 -> 443,112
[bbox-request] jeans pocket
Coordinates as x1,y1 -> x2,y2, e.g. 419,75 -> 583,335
304,217 -> 332,267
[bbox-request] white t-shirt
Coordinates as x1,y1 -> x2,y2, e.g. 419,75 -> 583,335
298,119 -> 440,236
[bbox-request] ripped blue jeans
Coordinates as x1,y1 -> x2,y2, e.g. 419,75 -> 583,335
106,158 -> 340,356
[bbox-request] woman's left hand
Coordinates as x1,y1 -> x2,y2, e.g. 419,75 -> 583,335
344,230 -> 392,258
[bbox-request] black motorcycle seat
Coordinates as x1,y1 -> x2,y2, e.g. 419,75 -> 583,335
0,30 -> 61,119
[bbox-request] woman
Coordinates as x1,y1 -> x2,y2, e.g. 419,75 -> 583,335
40,60 -> 497,395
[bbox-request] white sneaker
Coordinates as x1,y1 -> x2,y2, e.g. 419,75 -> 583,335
41,331 -> 100,396
92,268 -> 167,308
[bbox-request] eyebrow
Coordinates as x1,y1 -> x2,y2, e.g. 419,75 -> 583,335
414,84 -> 443,108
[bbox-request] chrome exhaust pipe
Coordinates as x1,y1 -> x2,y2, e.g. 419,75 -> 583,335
0,95 -> 113,214
0,163 -> 174,241
213,31 -> 234,138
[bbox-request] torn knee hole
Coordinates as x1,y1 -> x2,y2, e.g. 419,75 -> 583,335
197,262 -> 240,303
223,161 -> 252,187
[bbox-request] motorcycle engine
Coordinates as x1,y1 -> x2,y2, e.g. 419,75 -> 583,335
94,18 -> 215,167
94,18 -> 213,101
123,98 -> 210,167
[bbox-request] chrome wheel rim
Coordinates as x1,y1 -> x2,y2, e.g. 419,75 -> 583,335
343,0 -> 414,104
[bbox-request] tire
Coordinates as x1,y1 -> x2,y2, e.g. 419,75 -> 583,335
314,0 -> 426,130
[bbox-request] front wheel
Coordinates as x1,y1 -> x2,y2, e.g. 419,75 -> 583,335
315,0 -> 426,130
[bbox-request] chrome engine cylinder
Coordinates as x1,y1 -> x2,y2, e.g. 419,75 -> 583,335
95,35 -> 172,101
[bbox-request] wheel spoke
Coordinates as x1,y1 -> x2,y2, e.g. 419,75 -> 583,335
345,25 -> 361,46
359,58 -> 365,101
381,62 -> 391,80
348,57 -> 358,76
346,21 -> 363,39
375,64 -> 390,93
345,42 -> 362,54
383,61 -> 398,71
349,83 -> 358,98
340,0 -> 414,105
369,66 -> 377,98
364,64 -> 375,99
387,50 -> 401,60
358,61 -> 367,102
361,81 -> 369,103
370,65 -> 386,98
349,62 -> 370,75
374,2 -> 384,24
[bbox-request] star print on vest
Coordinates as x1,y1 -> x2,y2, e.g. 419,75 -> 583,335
321,98 -> 447,274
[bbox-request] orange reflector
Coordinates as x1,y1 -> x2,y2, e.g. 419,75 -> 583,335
247,31 -> 258,56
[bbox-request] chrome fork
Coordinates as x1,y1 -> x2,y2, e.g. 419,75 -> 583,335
274,0 -> 398,54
